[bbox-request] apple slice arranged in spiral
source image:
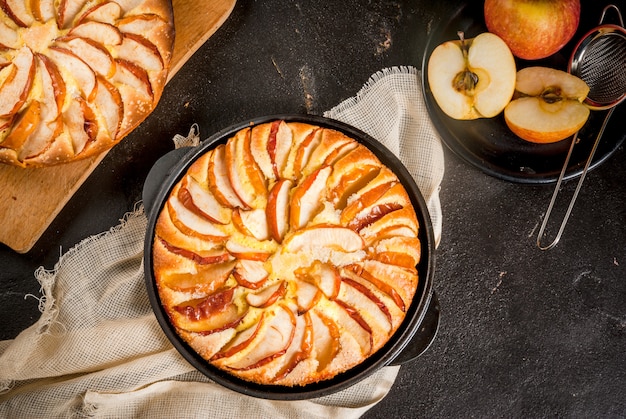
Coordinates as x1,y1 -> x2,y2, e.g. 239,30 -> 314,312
266,178 -> 292,243
76,1 -> 122,25
233,259 -> 269,289
1,0 -> 34,27
207,144 -> 246,209
295,260 -> 341,300
167,192 -> 228,241
338,277 -> 393,336
69,20 -> 123,45
55,35 -> 116,77
225,128 -> 268,209
160,260 -> 236,294
289,165 -> 332,230
245,280 -> 287,308
216,304 -> 296,371
0,47 -> 35,118
294,279 -> 322,314
273,311 -> 313,382
48,46 -> 97,100
504,66 -> 590,143
171,288 -> 245,335
179,175 -> 231,225
283,225 -> 365,254
232,208 -> 269,241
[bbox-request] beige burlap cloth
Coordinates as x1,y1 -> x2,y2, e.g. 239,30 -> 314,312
0,66 -> 443,418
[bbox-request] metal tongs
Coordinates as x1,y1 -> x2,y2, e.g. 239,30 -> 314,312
537,4 -> 626,250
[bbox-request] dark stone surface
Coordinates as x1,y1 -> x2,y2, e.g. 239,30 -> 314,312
1,0 -> 625,417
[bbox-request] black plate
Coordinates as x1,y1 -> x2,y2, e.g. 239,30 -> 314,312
143,114 -> 438,400
421,2 -> 626,184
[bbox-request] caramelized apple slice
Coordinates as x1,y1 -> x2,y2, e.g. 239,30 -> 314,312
30,0 -> 55,22
267,120 -> 292,178
338,277 -> 392,335
232,208 -> 269,241
160,260 -> 236,294
69,21 -> 123,45
207,144 -> 246,209
266,178 -> 292,243
48,46 -> 96,100
158,238 -> 232,265
75,1 -> 122,25
112,59 -> 153,100
56,36 -> 116,77
273,310 -> 313,382
211,314 -> 264,361
292,127 -> 322,178
93,75 -> 123,138
225,237 -> 273,262
359,206 -> 419,245
117,13 -> 168,36
295,260 -> 341,300
1,0 -> 34,27
349,260 -> 417,311
233,259 -> 269,289
309,309 -> 340,372
294,279 -> 322,314
224,304 -> 296,371
225,128 -> 268,209
249,122 -> 276,181
62,96 -> 97,155
0,47 -> 35,118
289,165 -> 332,230
167,192 -> 228,241
116,33 -> 163,71
1,100 -> 40,153
171,288 -> 245,334
0,19 -> 20,49
368,236 -> 421,270
56,0 -> 89,28
283,225 -> 365,254
179,175 -> 231,225
302,128 -> 353,177
245,280 -> 287,308
333,300 -> 373,356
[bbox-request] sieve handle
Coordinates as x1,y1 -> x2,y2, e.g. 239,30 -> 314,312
536,107 -> 616,250
599,4 -> 624,27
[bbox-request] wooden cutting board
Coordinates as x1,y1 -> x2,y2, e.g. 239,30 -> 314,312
0,0 -> 236,254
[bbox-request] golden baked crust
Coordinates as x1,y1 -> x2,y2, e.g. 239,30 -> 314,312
152,120 -> 421,386
0,0 -> 174,167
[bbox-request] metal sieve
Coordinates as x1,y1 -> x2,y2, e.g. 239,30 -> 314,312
537,4 -> 626,250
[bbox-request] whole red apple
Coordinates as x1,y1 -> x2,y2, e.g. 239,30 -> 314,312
484,0 -> 580,60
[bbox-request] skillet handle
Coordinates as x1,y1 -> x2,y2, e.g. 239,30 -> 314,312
390,290 -> 440,365
142,147 -> 194,216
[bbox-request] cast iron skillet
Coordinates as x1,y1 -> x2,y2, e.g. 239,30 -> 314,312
143,114 -> 439,400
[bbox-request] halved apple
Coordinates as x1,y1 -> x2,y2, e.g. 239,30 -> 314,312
504,66 -> 590,143
428,31 -> 516,120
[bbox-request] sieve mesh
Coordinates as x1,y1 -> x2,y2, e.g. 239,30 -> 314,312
572,31 -> 626,106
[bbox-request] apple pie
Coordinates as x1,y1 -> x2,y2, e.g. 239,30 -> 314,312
152,120 -> 422,386
0,0 -> 174,167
